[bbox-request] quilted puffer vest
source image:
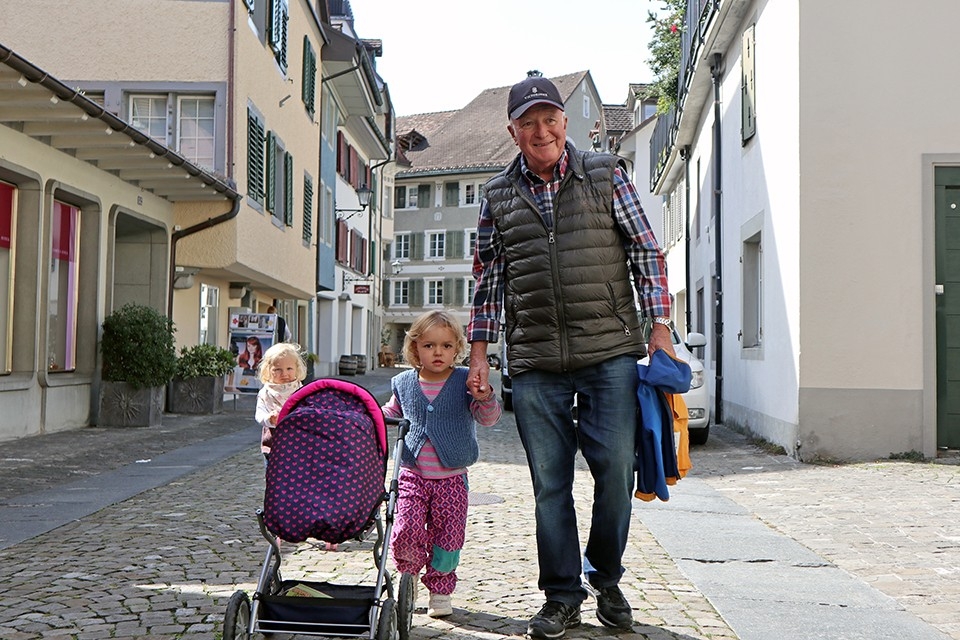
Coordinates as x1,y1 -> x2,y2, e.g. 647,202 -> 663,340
484,147 -> 643,375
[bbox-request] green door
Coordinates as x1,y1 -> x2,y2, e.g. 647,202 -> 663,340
935,167 -> 960,448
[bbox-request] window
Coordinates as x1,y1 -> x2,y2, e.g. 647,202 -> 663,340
48,200 -> 80,372
394,233 -> 410,259
0,181 -> 14,373
131,94 -> 217,170
130,95 -> 167,141
177,96 -> 215,168
394,185 -> 408,210
742,231 -> 762,348
467,229 -> 477,258
427,279 -> 443,306
464,183 -> 477,205
582,95 -> 590,119
464,277 -> 475,306
247,105 -> 266,205
199,284 -> 220,346
427,231 -> 445,259
301,36 -> 317,116
392,280 -> 409,306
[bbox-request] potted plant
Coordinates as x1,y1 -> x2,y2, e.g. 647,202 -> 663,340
168,343 -> 237,414
98,303 -> 177,427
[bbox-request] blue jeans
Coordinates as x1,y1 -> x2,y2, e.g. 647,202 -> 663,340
512,354 -> 638,606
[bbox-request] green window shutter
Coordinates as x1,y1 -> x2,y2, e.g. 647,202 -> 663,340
284,152 -> 294,226
741,24 -> 756,143
265,131 -> 276,213
302,36 -> 316,115
444,182 -> 459,206
246,108 -> 265,203
411,232 -> 424,260
447,230 -> 464,259
455,278 -> 465,306
411,279 -> 424,307
302,174 -> 313,242
444,277 -> 456,305
417,184 -> 431,208
270,0 -> 288,72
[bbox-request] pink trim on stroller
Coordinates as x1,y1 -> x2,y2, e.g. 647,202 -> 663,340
279,378 -> 387,454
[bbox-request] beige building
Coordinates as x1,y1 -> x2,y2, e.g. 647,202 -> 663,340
0,44 -> 238,440
0,0 -> 394,438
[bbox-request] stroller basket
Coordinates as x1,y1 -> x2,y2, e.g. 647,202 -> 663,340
257,580 -> 376,636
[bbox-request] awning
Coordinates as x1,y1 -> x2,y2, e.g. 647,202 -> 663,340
0,42 -> 238,203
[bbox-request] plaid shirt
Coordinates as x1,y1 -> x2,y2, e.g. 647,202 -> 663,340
467,149 -> 670,344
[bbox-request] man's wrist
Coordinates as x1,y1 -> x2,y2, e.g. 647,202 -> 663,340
652,316 -> 671,327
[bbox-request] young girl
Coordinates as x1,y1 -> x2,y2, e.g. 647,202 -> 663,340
381,309 -> 501,618
255,342 -> 306,462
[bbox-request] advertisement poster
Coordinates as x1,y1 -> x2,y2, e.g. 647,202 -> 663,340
224,313 -> 276,394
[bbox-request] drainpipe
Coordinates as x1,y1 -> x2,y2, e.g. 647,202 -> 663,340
710,53 -> 724,424
167,194 -> 243,317
682,145 -> 691,335
227,0 -> 236,178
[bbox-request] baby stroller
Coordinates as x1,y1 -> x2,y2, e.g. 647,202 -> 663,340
223,378 -> 417,640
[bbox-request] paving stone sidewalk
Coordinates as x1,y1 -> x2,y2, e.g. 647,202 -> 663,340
0,366 -> 958,639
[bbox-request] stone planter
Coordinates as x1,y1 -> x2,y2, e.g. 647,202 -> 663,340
98,381 -> 165,427
167,375 -> 225,414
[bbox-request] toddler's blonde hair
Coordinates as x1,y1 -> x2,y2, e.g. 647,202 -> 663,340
403,309 -> 468,368
257,342 -> 307,383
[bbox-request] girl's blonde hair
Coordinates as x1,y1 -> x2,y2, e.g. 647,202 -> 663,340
403,309 -> 468,368
257,342 -> 307,383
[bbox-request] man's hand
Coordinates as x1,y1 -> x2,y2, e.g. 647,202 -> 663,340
467,341 -> 491,396
648,323 -> 676,358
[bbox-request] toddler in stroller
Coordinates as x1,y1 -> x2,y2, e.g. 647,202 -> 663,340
222,377 -> 413,640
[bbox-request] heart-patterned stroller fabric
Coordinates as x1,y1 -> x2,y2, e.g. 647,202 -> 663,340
263,384 -> 386,544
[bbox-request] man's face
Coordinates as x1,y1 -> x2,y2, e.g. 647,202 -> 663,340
508,104 -> 568,179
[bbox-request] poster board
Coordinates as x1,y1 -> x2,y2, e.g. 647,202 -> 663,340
224,313 -> 277,394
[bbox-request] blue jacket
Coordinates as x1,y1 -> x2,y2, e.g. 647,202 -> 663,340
635,350 -> 691,502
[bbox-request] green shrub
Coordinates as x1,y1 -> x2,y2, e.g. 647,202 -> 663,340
101,303 -> 177,389
175,343 -> 236,379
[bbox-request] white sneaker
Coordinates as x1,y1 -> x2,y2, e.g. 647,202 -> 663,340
427,593 -> 452,618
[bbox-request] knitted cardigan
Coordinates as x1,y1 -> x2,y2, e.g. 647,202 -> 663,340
392,367 -> 479,469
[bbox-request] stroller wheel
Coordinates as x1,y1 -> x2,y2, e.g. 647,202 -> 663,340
397,573 -> 416,640
223,590 -> 250,640
376,597 -> 398,640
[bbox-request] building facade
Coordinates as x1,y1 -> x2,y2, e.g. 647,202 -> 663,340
651,0 -> 960,460
0,0 -> 394,438
0,44 -> 238,440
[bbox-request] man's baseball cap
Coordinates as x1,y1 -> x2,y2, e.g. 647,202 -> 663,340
507,76 -> 564,120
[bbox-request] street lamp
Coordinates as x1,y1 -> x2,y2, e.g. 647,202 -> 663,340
335,185 -> 373,220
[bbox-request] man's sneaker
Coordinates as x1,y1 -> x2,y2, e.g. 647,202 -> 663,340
527,601 -> 581,639
427,593 -> 452,618
595,585 -> 633,629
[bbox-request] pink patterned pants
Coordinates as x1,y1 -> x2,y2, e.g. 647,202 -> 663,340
390,468 -> 469,595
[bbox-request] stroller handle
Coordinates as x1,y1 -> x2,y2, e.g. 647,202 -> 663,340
384,416 -> 410,439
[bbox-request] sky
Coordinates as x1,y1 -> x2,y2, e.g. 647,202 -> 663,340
350,0 -> 662,117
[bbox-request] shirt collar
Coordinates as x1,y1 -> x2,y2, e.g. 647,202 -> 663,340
520,148 -> 569,186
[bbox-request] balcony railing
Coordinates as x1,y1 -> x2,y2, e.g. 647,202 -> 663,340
650,0 -> 719,191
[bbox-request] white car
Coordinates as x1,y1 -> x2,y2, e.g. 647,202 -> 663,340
500,325 -> 711,445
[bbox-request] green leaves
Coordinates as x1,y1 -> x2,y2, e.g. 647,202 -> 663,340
174,343 -> 237,379
101,304 -> 177,389
646,0 -> 685,114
